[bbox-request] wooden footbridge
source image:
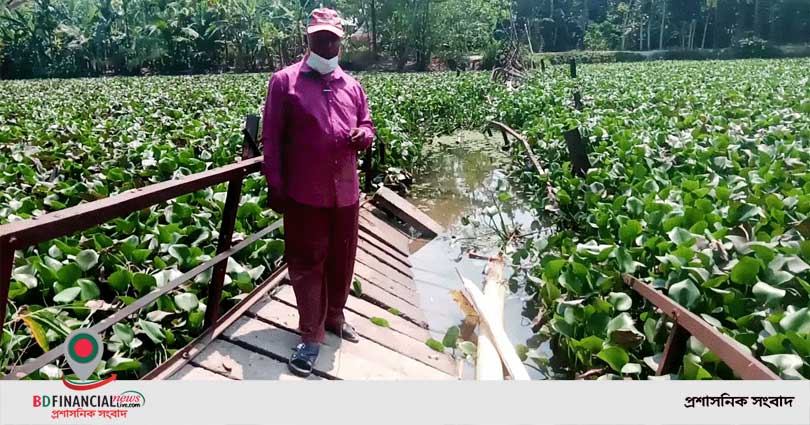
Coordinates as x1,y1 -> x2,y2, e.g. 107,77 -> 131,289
0,117 -> 458,382
157,196 -> 456,381
2,111 -> 778,382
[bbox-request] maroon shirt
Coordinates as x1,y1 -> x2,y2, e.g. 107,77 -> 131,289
261,58 -> 375,208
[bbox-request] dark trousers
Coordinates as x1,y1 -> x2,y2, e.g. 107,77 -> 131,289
283,200 -> 360,343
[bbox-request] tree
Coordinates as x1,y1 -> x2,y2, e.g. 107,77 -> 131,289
2,0 -> 810,79
658,0 -> 666,49
702,0 -> 716,48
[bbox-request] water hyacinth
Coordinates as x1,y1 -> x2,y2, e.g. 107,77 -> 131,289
2,59 -> 809,380
507,59 -> 810,380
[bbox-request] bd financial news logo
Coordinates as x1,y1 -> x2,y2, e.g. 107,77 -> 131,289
32,329 -> 146,420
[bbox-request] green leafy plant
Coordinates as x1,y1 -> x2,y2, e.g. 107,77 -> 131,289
506,59 -> 810,380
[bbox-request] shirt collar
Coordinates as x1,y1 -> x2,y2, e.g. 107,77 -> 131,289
299,54 -> 346,82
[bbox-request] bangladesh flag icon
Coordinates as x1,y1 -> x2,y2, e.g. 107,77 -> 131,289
64,329 -> 103,381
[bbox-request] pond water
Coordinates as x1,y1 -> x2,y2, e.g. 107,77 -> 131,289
406,130 -> 549,380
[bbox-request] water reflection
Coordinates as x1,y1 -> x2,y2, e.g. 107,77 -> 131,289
407,131 -> 549,380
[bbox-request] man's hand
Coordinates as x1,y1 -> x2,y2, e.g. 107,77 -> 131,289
349,128 -> 365,147
267,187 -> 290,214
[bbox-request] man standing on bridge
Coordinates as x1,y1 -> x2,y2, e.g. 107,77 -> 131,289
261,7 -> 375,377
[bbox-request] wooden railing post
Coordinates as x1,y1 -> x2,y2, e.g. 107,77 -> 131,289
204,116 -> 260,329
364,146 -> 374,193
573,91 -> 583,111
623,274 -> 780,380
364,136 -> 383,194
499,128 -> 510,147
0,236 -> 15,334
657,318 -> 690,375
563,127 -> 591,177
0,121 -> 268,379
379,141 -> 386,171
241,115 -> 260,158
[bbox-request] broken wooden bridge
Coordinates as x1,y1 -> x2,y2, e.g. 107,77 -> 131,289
0,117 -> 457,382
155,189 -> 456,381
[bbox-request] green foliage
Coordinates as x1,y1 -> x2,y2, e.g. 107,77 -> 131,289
732,36 -> 777,59
4,58 -> 810,383
442,325 -> 460,347
509,58 -> 810,380
0,0 -> 513,78
370,317 -> 390,327
0,73 -> 287,378
0,69 -> 503,377
583,21 -> 621,51
0,0 -> 305,78
425,338 -> 445,353
536,50 -> 647,65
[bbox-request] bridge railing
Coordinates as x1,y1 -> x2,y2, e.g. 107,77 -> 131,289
622,274 -> 778,380
0,115 -> 383,380
490,120 -> 779,380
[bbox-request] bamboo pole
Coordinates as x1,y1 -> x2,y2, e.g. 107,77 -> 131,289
475,256 -> 507,380
456,268 -> 531,381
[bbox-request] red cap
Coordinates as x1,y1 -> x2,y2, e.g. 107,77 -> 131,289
307,8 -> 344,37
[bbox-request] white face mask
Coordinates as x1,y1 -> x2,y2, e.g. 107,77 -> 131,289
306,52 -> 339,75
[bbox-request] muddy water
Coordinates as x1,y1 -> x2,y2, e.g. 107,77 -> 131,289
406,131 -> 548,380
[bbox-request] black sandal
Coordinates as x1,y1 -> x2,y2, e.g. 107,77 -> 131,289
288,342 -> 320,377
327,322 -> 360,343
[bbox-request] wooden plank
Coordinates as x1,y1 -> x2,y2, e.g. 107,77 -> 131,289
623,274 -> 779,380
358,240 -> 411,276
351,274 -> 427,326
191,339 -> 315,380
170,364 -> 234,381
359,212 -> 411,253
274,285 -> 431,342
142,266 -> 288,380
365,203 -> 431,254
354,261 -> 415,299
359,209 -> 411,255
657,322 -> 690,376
359,218 -> 408,257
477,256 -> 506,381
353,265 -> 417,304
338,309 -> 455,376
225,316 -> 452,380
362,203 -> 416,238
372,187 -> 444,238
459,273 -> 531,381
250,298 -> 456,376
359,231 -> 411,268
356,246 -> 413,279
356,251 -> 414,285
246,301 -> 451,379
357,240 -> 413,277
276,274 -> 426,328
